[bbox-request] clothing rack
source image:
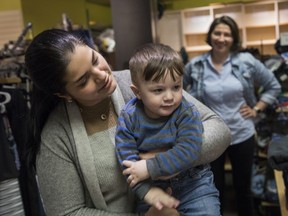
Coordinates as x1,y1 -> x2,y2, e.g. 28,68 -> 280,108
0,22 -> 32,60
0,88 -> 25,216
0,91 -> 11,113
0,83 -> 46,216
0,20 -> 45,215
0,56 -> 31,108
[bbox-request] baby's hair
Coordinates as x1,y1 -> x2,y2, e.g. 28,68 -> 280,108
129,43 -> 184,85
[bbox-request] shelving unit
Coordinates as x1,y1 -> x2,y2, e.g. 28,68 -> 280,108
158,0 -> 288,59
279,1 -> 288,36
157,10 -> 182,52
213,4 -> 244,26
181,6 -> 212,56
243,1 -> 278,56
274,170 -> 288,216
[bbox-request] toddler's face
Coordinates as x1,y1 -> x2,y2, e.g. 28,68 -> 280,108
135,71 -> 183,119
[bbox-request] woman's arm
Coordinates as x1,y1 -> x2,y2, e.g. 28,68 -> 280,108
114,70 -> 231,165
182,91 -> 231,165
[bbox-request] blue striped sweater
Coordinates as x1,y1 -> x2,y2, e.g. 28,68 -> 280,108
115,97 -> 203,199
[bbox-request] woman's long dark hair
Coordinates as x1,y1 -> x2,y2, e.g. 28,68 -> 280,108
206,15 -> 241,52
25,29 -> 86,167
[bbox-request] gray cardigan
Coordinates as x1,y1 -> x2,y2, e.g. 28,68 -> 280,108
36,70 -> 231,216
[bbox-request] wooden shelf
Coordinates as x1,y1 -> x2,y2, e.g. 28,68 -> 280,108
158,0 -> 288,57
244,2 -> 276,27
214,4 -> 244,28
185,33 -> 207,46
0,77 -> 21,84
274,170 -> 288,216
246,44 -> 277,56
186,45 -> 210,52
246,27 -> 276,42
187,50 -> 208,59
181,7 -> 212,35
246,40 -> 277,46
245,24 -> 276,29
280,24 -> 288,33
261,201 -> 279,207
279,1 -> 288,25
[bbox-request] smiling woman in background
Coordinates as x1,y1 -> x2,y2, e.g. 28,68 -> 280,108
183,16 -> 281,216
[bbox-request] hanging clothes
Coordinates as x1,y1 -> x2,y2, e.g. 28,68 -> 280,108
0,86 -> 45,216
0,93 -> 25,216
0,178 -> 25,216
0,109 -> 18,181
2,111 -> 21,170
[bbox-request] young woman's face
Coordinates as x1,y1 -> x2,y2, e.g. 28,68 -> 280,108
64,45 -> 117,107
210,23 -> 233,55
133,71 -> 183,119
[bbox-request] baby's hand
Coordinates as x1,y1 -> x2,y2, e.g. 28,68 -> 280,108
144,187 -> 180,210
122,160 -> 149,187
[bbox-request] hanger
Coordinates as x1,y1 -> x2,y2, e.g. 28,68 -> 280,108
0,91 -> 11,113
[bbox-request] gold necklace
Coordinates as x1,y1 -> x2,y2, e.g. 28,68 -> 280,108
79,98 -> 117,135
79,98 -> 111,121
79,108 -> 109,121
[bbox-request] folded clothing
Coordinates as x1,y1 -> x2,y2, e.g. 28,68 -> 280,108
268,134 -> 288,171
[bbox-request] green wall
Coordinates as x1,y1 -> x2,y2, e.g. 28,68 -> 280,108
0,0 -> 21,10
86,2 -> 112,28
21,0 -> 111,36
2,0 -> 260,36
21,0 -> 86,35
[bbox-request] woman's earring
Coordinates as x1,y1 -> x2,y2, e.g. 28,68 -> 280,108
66,98 -> 73,103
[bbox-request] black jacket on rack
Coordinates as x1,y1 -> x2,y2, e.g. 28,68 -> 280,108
0,112 -> 19,181
1,87 -> 45,216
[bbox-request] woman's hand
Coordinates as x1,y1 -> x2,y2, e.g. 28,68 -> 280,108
145,187 -> 180,216
144,187 -> 179,211
240,104 -> 257,118
240,101 -> 267,119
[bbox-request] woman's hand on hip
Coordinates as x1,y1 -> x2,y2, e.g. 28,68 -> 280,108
240,104 -> 257,118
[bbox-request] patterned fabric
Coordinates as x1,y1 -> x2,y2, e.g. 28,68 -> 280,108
116,97 -> 203,199
0,179 -> 25,216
